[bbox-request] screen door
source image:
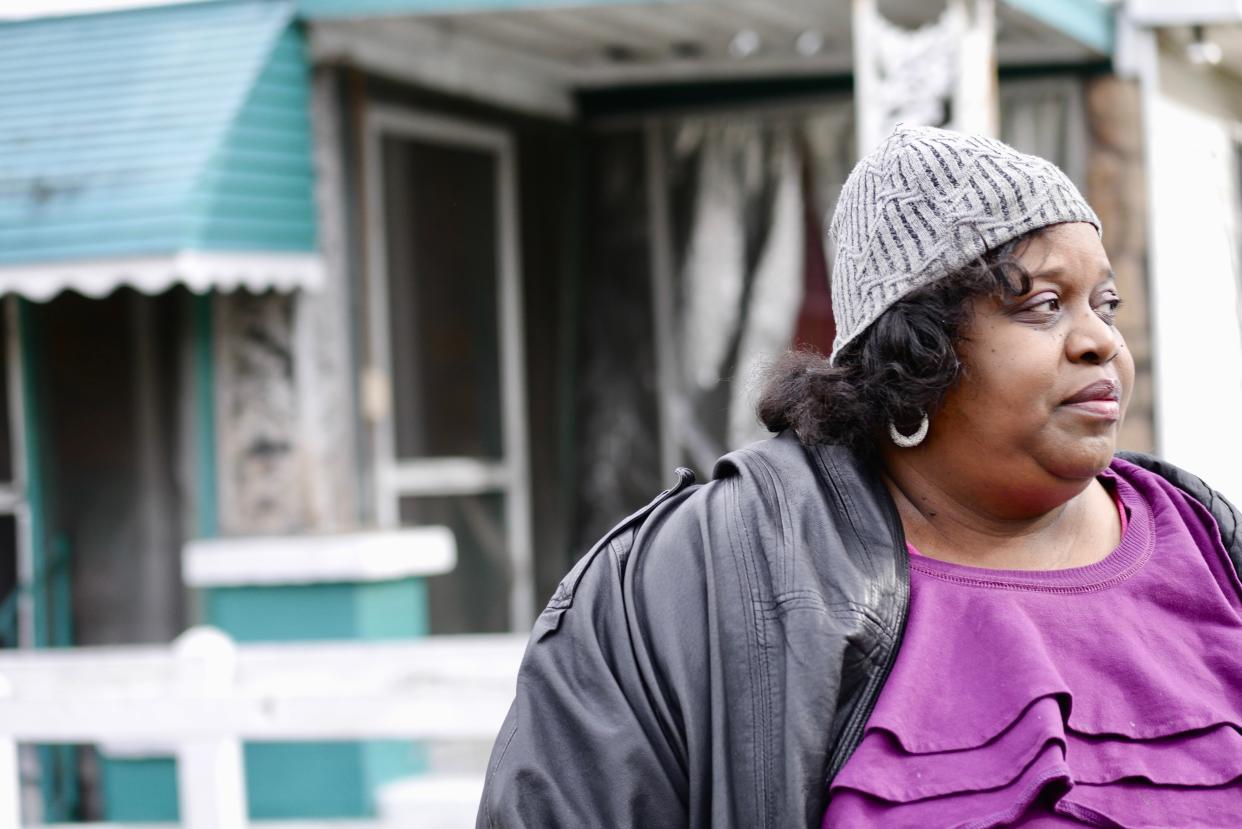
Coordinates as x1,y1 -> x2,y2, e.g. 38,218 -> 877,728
364,108 -> 532,633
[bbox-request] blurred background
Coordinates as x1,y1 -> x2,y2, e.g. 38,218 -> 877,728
0,0 -> 1239,824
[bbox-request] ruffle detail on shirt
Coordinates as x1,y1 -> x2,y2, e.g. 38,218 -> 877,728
833,696 -> 1067,801
870,682 -> 1242,756
828,694 -> 1242,827
824,720 -> 1242,825
833,697 -> 1242,803
827,741 -> 1073,829
1057,779 -> 1242,828
1067,722 -> 1242,787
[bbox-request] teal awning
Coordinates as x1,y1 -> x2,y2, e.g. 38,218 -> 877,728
0,0 -> 321,299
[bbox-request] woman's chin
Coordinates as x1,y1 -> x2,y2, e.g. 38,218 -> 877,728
1040,436 -> 1117,482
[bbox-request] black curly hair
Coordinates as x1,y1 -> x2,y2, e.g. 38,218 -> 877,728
756,231 -> 1039,451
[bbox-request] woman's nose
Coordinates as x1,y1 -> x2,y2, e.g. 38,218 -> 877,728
1066,305 -> 1123,365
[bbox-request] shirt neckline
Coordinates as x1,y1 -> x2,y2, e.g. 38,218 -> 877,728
907,465 -> 1155,593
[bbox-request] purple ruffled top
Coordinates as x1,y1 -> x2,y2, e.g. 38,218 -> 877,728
823,459 -> 1242,827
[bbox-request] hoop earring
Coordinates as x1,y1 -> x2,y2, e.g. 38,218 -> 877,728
889,413 -> 929,448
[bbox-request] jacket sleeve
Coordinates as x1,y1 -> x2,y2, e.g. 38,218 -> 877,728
476,489 -> 700,829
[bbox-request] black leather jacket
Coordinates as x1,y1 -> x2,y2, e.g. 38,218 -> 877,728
477,432 -> 1242,828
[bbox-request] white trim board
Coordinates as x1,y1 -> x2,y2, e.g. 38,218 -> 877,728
182,528 -> 456,587
0,252 -> 325,302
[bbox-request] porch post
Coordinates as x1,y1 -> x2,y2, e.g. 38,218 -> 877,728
0,677 -> 18,829
852,0 -> 883,156
851,0 -> 998,156
176,738 -> 247,829
191,294 -> 219,539
953,0 -> 999,138
14,300 -> 46,649
173,628 -> 246,829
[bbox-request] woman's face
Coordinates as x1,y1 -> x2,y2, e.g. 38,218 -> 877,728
930,222 -> 1135,504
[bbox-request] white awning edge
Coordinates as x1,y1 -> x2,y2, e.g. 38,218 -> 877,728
0,250 -> 325,301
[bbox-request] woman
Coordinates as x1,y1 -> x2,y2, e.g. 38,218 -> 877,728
477,126 -> 1242,828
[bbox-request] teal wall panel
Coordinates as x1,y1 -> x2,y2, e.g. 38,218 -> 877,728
101,758 -> 180,823
246,743 -> 369,818
207,584 -> 362,642
356,579 -> 431,638
104,742 -> 428,822
205,579 -> 430,642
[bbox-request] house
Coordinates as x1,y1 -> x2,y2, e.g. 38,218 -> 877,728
2,0 -> 1210,820
1117,0 -> 1242,504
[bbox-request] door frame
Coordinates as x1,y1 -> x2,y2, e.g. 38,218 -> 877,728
361,105 -> 533,630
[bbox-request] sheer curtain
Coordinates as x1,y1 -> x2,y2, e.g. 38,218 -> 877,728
656,101 -> 855,472
657,82 -> 1085,475
574,81 -> 1087,542
1000,76 -> 1088,188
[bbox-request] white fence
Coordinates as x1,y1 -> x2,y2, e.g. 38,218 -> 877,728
0,627 -> 527,829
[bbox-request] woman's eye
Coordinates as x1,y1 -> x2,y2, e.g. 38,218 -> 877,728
1096,297 -> 1124,323
1024,296 -> 1060,314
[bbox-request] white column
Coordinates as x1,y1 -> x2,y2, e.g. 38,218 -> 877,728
1144,44 -> 1242,501
176,738 -> 248,829
173,627 -> 247,829
953,0 -> 999,138
852,0 -> 883,155
851,0 -> 998,156
0,676 -> 19,829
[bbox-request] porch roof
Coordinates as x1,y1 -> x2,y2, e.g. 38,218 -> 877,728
302,0 -> 1115,120
299,1 -> 1116,68
0,0 -> 322,300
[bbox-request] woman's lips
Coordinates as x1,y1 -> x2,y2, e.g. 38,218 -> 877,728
1063,399 -> 1120,419
1061,379 -> 1121,420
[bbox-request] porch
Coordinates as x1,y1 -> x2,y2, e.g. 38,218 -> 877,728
0,0 -> 1144,823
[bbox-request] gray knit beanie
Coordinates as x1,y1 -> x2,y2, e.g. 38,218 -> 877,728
828,125 -> 1100,361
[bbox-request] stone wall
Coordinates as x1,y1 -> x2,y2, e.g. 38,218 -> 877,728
214,291 -> 307,534
213,289 -> 359,534
1085,75 -> 1155,454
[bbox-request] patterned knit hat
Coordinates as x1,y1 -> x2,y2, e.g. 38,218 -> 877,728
828,125 -> 1100,361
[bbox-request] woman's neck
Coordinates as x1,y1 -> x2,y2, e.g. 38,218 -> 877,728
880,456 -> 1120,570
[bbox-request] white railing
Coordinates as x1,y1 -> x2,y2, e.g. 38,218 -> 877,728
0,627 -> 527,829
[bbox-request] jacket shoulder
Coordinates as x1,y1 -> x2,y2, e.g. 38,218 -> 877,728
541,465 -> 697,626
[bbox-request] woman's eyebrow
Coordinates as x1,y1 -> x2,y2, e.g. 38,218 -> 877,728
1026,266 -> 1117,285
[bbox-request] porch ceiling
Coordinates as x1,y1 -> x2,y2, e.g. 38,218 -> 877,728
1212,24 -> 1242,79
1158,22 -> 1242,83
309,1 -> 1112,107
